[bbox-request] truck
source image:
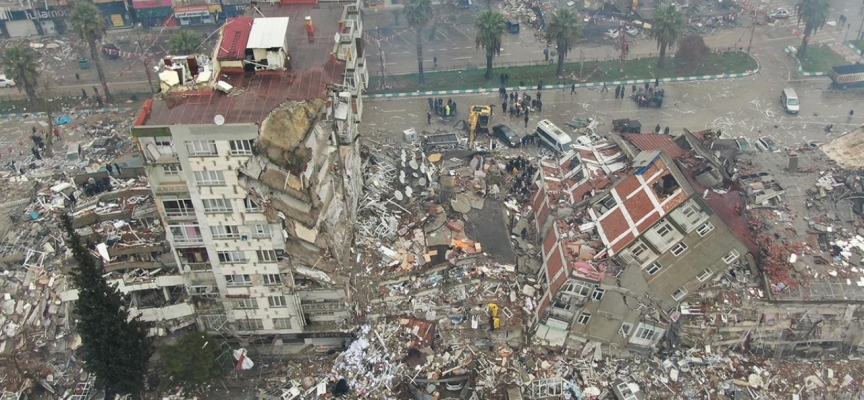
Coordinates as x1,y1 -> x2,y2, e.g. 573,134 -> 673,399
422,132 -> 463,152
829,62 -> 864,90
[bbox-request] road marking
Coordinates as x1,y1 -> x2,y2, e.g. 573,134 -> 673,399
382,109 -> 407,113
402,51 -> 410,54
500,53 -> 512,56
452,47 -> 461,50
453,56 -> 473,60
438,49 -> 448,51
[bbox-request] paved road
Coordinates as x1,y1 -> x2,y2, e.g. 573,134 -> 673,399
359,22 -> 864,152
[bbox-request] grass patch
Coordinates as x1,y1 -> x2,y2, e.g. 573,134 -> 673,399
797,44 -> 849,73
848,40 -> 864,53
369,51 -> 757,94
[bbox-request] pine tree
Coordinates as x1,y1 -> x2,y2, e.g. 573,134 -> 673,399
61,215 -> 152,396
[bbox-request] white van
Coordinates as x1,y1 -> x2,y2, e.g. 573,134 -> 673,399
535,119 -> 573,154
780,88 -> 799,114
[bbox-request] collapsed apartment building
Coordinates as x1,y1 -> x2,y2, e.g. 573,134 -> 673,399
131,0 -> 368,347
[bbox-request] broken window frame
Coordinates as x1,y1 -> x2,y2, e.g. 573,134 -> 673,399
211,225 -> 241,239
186,140 -> 217,156
263,274 -> 282,285
154,137 -> 173,147
672,287 -> 689,301
670,242 -> 688,256
619,322 -> 633,337
562,279 -> 595,297
697,268 -> 713,282
645,262 -> 662,275
696,221 -> 714,237
229,140 -> 254,156
723,249 -> 741,264
162,164 -> 182,176
236,298 -> 259,309
576,312 -> 591,325
596,194 -> 618,214
257,250 -> 278,263
268,295 -> 287,308
591,288 -> 605,301
202,198 -> 233,213
194,170 -> 226,186
163,198 -> 194,217
244,198 -> 262,213
631,323 -> 664,346
218,251 -> 248,264
225,274 -> 252,286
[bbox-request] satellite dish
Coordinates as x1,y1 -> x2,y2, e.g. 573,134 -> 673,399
412,172 -> 419,178
394,190 -> 403,201
401,149 -> 407,163
420,165 -> 427,173
405,186 -> 413,198
409,160 -> 419,170
214,114 -> 225,126
399,171 -> 405,184
419,177 -> 427,186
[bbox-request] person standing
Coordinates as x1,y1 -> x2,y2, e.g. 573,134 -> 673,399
93,86 -> 99,96
524,112 -> 529,128
615,85 -> 621,98
114,163 -> 122,175
433,56 -> 437,67
664,126 -> 670,135
543,47 -> 549,62
81,89 -> 88,100
655,124 -> 661,133
654,78 -> 659,88
75,73 -> 80,82
571,83 -> 577,95
427,112 -> 432,125
428,98 -> 434,110
601,82 -> 608,93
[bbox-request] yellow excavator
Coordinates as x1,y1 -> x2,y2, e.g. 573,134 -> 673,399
467,105 -> 492,146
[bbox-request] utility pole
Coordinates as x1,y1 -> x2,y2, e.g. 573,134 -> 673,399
619,25 -> 629,73
857,13 -> 864,41
376,27 -> 386,90
747,8 -> 758,55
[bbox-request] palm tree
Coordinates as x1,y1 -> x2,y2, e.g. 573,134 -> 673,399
403,0 -> 433,84
546,9 -> 580,78
652,5 -> 684,68
475,10 -> 507,80
70,3 -> 113,103
169,30 -> 203,55
795,0 -> 830,58
1,46 -> 40,108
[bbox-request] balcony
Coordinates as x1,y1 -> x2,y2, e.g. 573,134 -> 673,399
172,235 -> 204,247
155,182 -> 189,194
164,209 -> 197,221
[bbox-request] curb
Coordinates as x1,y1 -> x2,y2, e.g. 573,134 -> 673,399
784,46 -> 829,77
846,41 -> 864,57
0,107 -> 137,120
367,65 -> 761,99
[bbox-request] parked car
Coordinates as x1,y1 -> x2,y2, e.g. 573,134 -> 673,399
604,29 -> 620,39
0,75 -> 15,88
770,8 -> 791,19
736,137 -> 756,155
492,124 -> 521,147
758,137 -> 780,152
625,26 -> 639,36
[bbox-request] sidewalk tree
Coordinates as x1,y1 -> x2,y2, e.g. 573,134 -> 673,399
61,214 -> 152,396
1,45 -> 40,108
169,30 -> 203,55
652,5 -> 684,68
403,0 -> 433,84
475,10 -> 507,80
158,332 -> 225,394
795,0 -> 830,58
70,3 -> 114,103
546,9 -> 580,78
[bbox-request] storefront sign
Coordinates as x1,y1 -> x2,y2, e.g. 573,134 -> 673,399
175,5 -> 211,18
110,14 -> 124,27
25,8 -> 68,19
132,0 -> 172,9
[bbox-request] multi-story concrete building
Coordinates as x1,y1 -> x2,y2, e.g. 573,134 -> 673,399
131,0 -> 367,344
532,140 -> 751,354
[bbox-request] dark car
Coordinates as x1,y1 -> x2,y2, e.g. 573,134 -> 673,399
506,18 -> 520,34
492,124 -> 521,147
101,43 -> 120,60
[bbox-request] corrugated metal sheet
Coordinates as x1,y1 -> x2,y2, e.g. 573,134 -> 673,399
218,17 -> 253,60
247,17 -> 290,49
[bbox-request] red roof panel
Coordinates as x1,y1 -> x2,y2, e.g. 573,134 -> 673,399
623,133 -> 689,159
218,17 -> 253,60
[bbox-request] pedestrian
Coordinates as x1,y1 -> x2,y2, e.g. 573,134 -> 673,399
655,124 -> 661,133
53,127 -> 61,140
31,147 -> 41,161
96,96 -> 103,108
537,91 -> 541,101
524,112 -> 529,128
81,89 -> 87,100
114,163 -> 122,175
428,98 -> 434,110
615,85 -> 621,98
664,126 -> 670,135
31,126 -> 36,134
654,78 -> 659,88
543,47 -> 549,62
537,80 -> 543,91
601,82 -> 608,92
427,112 -> 432,124
503,101 -> 507,113
75,73 -> 80,81
537,100 -> 542,112
571,83 -> 577,95
850,109 -> 855,118
433,56 -> 437,67
105,164 -> 113,176
644,82 -> 650,91
504,74 -> 509,84
632,84 -> 637,94
93,86 -> 99,96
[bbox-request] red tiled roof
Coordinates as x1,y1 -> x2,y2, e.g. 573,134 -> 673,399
218,17 -> 253,60
623,133 -> 689,159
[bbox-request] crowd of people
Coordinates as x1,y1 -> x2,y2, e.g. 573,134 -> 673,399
500,88 -> 543,128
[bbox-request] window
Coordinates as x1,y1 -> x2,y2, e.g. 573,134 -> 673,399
273,317 -> 292,329
225,274 -> 251,286
646,262 -> 662,275
154,137 -> 172,147
672,201 -> 708,232
235,318 -> 264,330
697,222 -> 715,236
697,268 -> 713,282
655,223 -> 673,237
619,323 -> 633,337
633,323 -> 664,343
671,242 -> 688,256
597,195 -> 617,213
186,140 -> 217,156
244,198 -> 262,212
211,225 -> 241,239
257,250 -> 278,263
672,287 -> 689,301
562,280 -> 595,297
263,274 -> 281,285
645,221 -> 683,251
268,296 -> 286,308
723,249 -> 741,264
163,198 -> 194,217
591,288 -> 605,301
202,198 -> 232,213
169,225 -> 202,243
230,140 -> 254,156
162,164 -> 182,175
218,251 -> 247,263
250,224 -> 270,238
577,312 -> 591,325
236,298 -> 258,309
194,170 -> 225,186
682,205 -> 697,218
